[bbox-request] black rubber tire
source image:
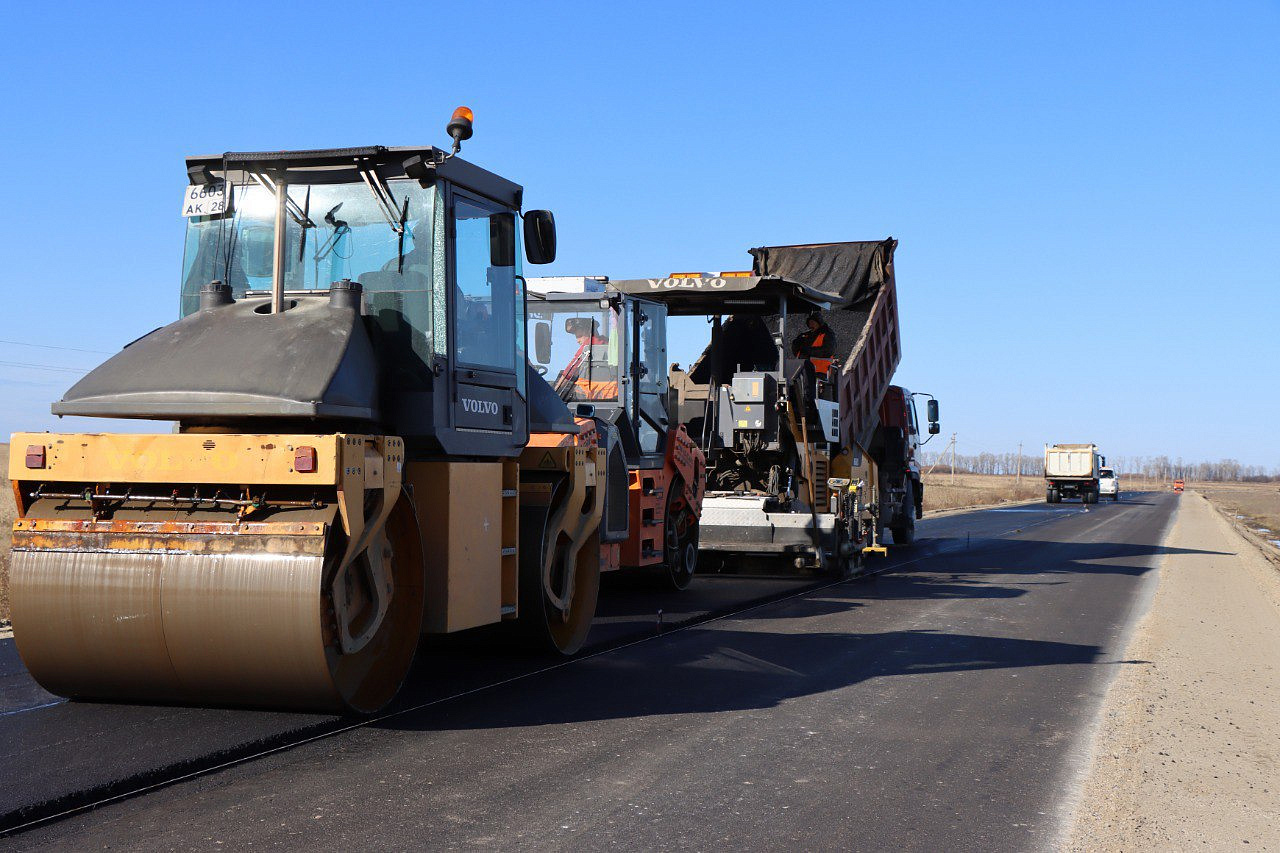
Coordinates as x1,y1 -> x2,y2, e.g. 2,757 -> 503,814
889,480 -> 916,546
828,527 -> 858,580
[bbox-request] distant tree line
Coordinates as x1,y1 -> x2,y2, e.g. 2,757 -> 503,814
917,450 -> 1279,482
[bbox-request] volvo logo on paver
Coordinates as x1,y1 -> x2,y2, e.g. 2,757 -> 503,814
646,278 -> 729,290
462,398 -> 499,415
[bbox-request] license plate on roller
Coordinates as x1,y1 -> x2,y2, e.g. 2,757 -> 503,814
182,182 -> 229,217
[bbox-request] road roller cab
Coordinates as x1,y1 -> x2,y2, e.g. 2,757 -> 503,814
9,117 -> 610,714
526,278 -> 706,590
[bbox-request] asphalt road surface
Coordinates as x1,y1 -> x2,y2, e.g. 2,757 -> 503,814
2,493 -> 1182,850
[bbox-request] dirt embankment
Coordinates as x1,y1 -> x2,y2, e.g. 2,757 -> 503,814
1066,493 -> 1280,849
1196,481 -> 1280,561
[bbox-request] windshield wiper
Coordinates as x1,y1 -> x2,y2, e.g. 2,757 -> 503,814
395,197 -> 409,273
248,173 -> 315,230
355,160 -> 405,235
296,186 -> 312,263
314,203 -> 349,262
355,159 -> 411,273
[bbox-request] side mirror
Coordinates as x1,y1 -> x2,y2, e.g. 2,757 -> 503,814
524,210 -> 557,265
929,422 -> 941,435
927,399 -> 939,422
534,322 -> 552,363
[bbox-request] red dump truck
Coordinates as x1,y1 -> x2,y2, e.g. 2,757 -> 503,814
611,239 -> 938,575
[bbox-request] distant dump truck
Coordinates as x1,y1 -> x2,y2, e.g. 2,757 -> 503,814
1045,443 -> 1105,504
1174,479 -> 1185,493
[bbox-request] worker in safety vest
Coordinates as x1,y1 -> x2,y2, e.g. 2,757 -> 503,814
792,312 -> 836,370
556,318 -> 617,400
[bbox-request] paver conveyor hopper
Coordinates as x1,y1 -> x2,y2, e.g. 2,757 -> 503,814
7,111 -> 610,713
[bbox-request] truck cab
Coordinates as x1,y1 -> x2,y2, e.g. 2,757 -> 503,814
872,385 -> 939,540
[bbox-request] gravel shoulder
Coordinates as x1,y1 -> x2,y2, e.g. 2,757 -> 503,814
1066,493 -> 1280,849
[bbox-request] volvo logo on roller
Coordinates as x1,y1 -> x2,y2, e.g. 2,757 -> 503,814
461,397 -> 500,415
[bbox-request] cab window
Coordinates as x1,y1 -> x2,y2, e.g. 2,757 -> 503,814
453,196 -> 517,372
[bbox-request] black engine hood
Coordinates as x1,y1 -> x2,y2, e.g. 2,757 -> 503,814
54,295 -> 380,422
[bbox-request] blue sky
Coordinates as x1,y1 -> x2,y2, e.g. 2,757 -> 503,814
2,1 -> 1277,467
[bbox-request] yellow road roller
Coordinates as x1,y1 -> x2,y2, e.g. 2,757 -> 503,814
7,112 -> 613,713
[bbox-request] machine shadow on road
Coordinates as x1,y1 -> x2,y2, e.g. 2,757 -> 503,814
381,625 -> 1116,733
394,533 -> 1224,703
904,536 -> 1230,581
381,529 -> 1219,731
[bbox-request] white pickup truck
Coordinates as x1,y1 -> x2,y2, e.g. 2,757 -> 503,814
1097,467 -> 1120,502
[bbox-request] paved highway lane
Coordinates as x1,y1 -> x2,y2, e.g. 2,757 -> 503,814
4,495 -> 1187,848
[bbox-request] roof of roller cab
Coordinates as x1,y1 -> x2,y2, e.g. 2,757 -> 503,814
184,145 -> 524,209
608,275 -> 846,315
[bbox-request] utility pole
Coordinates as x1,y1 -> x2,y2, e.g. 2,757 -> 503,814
1017,442 -> 1023,485
950,432 -> 957,483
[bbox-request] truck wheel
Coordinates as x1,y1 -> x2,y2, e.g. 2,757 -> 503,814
890,480 -> 916,546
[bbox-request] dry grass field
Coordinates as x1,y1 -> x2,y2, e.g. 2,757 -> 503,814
1,442 -> 11,623
920,472 -> 1185,513
920,472 -> 1045,512
1193,481 -> 1280,553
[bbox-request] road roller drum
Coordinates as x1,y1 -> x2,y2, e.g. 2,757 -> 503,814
8,434 -> 423,713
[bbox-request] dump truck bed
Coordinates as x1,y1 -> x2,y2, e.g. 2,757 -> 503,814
1045,444 -> 1100,479
742,239 -> 901,448
744,239 -> 901,449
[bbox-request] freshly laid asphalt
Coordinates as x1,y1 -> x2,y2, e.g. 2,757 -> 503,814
2,493 -> 1187,850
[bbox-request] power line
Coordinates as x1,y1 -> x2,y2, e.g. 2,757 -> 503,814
0,360 -> 90,374
0,339 -> 113,355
